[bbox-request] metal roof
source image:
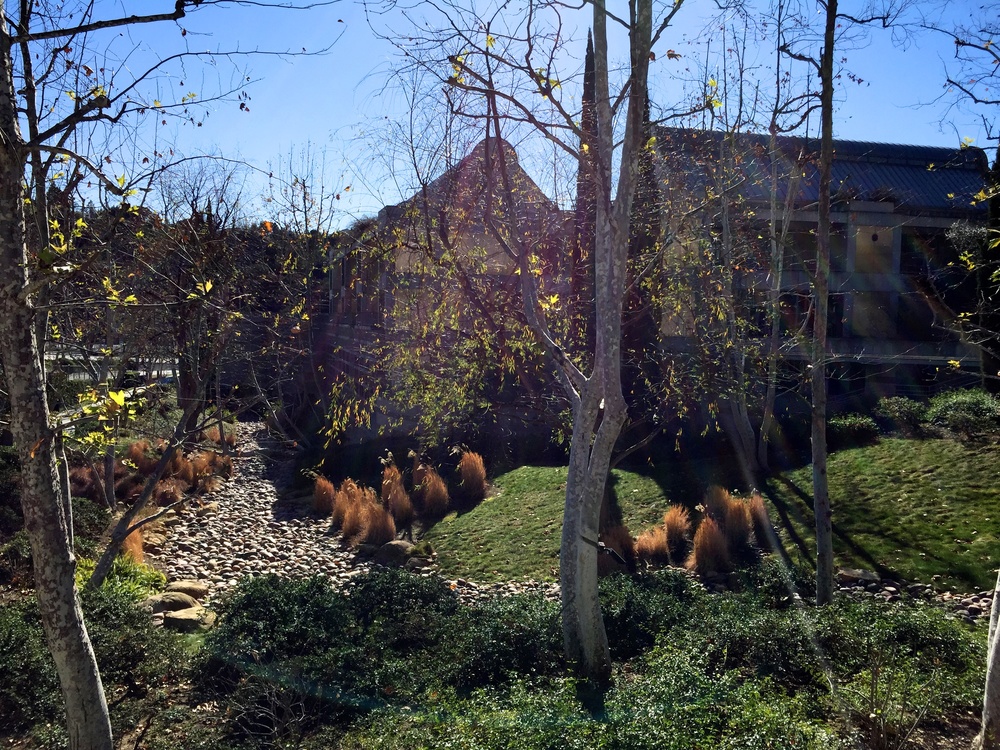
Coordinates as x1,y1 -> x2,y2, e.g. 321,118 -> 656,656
654,127 -> 989,215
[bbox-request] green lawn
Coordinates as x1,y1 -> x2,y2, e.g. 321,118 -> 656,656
424,436 -> 1000,591
763,437 -> 1000,591
422,465 -> 685,582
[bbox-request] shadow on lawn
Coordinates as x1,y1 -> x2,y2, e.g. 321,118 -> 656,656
763,474 -> 898,581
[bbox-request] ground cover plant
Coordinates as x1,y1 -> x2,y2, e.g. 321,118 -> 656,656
90,566 -> 985,749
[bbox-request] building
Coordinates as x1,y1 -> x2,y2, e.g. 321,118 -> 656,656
654,128 -> 990,406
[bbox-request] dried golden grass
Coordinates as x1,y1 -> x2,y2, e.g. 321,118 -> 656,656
340,498 -> 367,544
190,452 -> 213,481
331,478 -> 363,532
686,516 -> 730,577
125,441 -> 158,475
69,465 -> 96,500
598,523 -> 635,576
386,482 -> 414,532
663,505 -> 692,564
724,497 -> 752,554
362,502 -> 397,546
381,465 -> 403,503
313,476 -> 336,516
635,526 -> 670,568
456,451 -> 487,506
419,468 -> 450,519
214,455 -> 233,479
154,478 -> 186,507
114,474 -> 143,503
121,527 -> 144,564
747,493 -> 774,551
703,485 -> 731,524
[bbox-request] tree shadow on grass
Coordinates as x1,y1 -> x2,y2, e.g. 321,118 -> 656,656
763,474 -> 899,581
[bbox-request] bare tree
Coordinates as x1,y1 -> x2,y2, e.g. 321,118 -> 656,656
0,3 -> 334,747
779,0 -> 908,604
367,0 -> 696,683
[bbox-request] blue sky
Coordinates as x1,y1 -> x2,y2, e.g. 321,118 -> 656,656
107,0 -> 993,227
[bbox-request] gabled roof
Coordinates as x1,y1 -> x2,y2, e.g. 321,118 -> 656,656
378,138 -> 559,230
655,127 -> 989,216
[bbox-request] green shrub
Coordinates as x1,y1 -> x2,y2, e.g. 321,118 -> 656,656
608,648 -> 838,750
198,574 -> 370,744
443,594 -> 562,690
345,566 -> 459,630
874,396 -> 927,434
0,601 -> 61,732
0,529 -> 32,583
599,570 -> 701,660
926,388 -> 1000,437
828,413 -> 880,450
814,598 -> 984,749
737,555 -> 816,608
82,585 -> 187,705
680,593 -> 821,687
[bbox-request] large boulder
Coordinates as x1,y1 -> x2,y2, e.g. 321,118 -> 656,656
163,606 -> 217,632
836,568 -> 880,585
373,540 -> 415,568
164,580 -> 210,601
142,591 -> 200,613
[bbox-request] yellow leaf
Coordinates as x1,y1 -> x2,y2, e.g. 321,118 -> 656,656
108,391 -> 126,407
116,175 -> 126,188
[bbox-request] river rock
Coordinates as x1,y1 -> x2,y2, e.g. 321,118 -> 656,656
143,591 -> 200,613
163,606 -> 217,632
165,580 -> 210,600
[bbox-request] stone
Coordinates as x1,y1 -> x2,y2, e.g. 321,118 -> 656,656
143,591 -> 200,613
837,568 -> 880,584
165,580 -> 210,600
374,540 -> 416,568
163,606 -> 217,632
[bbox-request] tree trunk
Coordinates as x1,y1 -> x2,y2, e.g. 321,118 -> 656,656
0,19 -> 113,749
975,568 -> 1000,749
812,0 -> 837,606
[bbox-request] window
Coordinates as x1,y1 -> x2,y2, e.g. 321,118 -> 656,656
855,226 -> 894,274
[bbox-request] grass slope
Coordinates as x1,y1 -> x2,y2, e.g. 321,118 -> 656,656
421,466 -> 681,581
764,437 -> 1000,591
425,437 -> 1000,590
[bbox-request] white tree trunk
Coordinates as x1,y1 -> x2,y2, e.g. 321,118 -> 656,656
975,569 -> 1000,749
0,19 -> 113,750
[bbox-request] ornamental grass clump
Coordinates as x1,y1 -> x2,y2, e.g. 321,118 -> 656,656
662,505 -> 692,564
362,501 -> 397,546
455,450 -> 487,507
635,526 -> 670,568
723,496 -> 752,555
313,476 -> 336,516
386,482 -> 414,537
420,467 -> 450,520
121,527 -> 144,564
330,478 -> 362,532
687,516 -> 730,577
703,485 -> 731,525
154,478 -> 186,507
125,440 -> 157,475
598,523 -> 636,576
